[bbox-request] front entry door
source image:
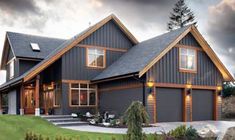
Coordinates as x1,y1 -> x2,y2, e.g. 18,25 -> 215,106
43,90 -> 54,115
24,89 -> 35,114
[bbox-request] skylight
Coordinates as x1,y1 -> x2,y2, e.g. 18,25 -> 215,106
30,43 -> 40,51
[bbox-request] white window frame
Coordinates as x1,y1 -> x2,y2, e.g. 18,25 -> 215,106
179,48 -> 197,72
70,83 -> 97,107
87,48 -> 105,68
9,59 -> 15,79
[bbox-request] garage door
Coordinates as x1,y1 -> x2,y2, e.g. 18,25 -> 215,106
156,88 -> 183,122
192,90 -> 214,121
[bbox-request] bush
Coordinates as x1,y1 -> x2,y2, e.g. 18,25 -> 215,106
124,101 -> 149,140
167,125 -> 199,140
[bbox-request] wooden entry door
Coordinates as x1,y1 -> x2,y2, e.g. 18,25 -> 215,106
24,89 -> 35,114
43,90 -> 54,115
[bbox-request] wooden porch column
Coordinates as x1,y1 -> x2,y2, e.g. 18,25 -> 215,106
35,75 -> 40,116
0,94 -> 2,115
20,85 -> 24,115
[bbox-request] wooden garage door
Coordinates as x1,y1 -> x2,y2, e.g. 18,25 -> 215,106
156,88 -> 183,122
192,90 -> 214,121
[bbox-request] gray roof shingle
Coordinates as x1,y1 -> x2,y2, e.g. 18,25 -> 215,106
93,26 -> 190,81
7,32 -> 66,59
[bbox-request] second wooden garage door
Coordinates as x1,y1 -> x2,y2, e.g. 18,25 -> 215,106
156,88 -> 183,122
192,89 -> 214,121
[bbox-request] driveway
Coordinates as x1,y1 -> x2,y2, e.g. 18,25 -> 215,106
62,121 -> 235,140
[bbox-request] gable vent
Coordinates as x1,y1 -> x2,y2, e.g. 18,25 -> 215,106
30,43 -> 40,51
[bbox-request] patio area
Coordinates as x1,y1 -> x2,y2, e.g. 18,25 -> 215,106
62,121 -> 235,140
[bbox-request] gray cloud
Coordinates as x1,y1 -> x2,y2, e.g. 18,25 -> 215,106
207,0 -> 235,73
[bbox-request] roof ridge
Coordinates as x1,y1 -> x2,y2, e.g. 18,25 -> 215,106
6,31 -> 67,41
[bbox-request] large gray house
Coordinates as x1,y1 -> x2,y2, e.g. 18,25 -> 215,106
0,14 -> 233,123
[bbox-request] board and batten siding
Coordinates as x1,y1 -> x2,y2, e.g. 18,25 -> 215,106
62,20 -> 134,80
147,33 -> 223,86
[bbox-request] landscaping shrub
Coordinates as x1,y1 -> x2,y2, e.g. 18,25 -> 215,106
167,125 -> 200,140
124,101 -> 149,140
25,132 -> 78,140
168,125 -> 187,139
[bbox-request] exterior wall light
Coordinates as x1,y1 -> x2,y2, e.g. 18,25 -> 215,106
217,86 -> 222,91
147,81 -> 154,94
147,81 -> 154,88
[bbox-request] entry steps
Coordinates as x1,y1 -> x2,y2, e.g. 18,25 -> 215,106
41,115 -> 89,127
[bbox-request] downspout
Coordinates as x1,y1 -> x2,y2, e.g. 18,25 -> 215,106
132,74 -> 146,107
142,82 -> 146,107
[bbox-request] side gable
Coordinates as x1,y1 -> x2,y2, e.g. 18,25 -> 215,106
140,25 -> 234,81
23,14 -> 138,82
80,20 -> 135,49
178,32 -> 201,47
0,36 -> 16,70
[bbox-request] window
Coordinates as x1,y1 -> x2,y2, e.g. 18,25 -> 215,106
9,60 -> 14,79
30,43 -> 40,51
70,83 -> 97,107
179,48 -> 197,72
54,83 -> 61,107
87,48 -> 105,68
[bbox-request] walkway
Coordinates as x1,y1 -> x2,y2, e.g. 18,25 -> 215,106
62,121 -> 235,140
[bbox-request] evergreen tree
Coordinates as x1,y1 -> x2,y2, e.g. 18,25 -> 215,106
167,0 -> 196,30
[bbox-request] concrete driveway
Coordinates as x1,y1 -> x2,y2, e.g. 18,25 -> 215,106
62,121 -> 235,140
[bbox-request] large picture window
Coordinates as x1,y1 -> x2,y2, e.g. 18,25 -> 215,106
179,48 -> 197,72
70,83 -> 97,107
87,48 -> 105,68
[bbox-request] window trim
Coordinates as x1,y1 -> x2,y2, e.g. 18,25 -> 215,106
69,82 -> 97,108
9,58 -> 15,79
86,47 -> 106,69
179,47 -> 197,73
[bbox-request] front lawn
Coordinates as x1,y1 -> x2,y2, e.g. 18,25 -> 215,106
0,115 -> 124,140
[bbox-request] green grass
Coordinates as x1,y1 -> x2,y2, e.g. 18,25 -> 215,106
0,115 -> 124,140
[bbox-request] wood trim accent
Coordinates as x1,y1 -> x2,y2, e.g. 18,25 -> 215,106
23,14 -> 138,82
98,83 -> 142,92
139,25 -> 234,81
62,80 -> 90,84
68,82 -> 98,108
20,85 -> 24,109
175,44 -> 203,51
190,26 -> 234,81
179,47 -> 197,73
213,90 -> 218,120
182,89 -> 187,122
153,82 -> 218,90
153,87 -> 157,123
78,44 -> 128,52
35,75 -> 40,108
85,47 -> 106,69
139,26 -> 192,77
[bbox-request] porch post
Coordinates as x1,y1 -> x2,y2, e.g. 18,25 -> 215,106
0,94 -> 2,115
35,75 -> 40,116
20,85 -> 24,115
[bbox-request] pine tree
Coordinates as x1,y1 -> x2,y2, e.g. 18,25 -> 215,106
167,0 -> 196,31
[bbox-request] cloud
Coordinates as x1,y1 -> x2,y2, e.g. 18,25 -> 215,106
207,0 -> 235,74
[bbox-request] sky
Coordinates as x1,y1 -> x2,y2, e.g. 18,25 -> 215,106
0,0 -> 235,84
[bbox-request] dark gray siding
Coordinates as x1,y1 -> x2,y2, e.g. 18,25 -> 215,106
6,60 -> 18,81
178,33 -> 201,47
62,20 -> 134,80
147,33 -> 223,86
98,77 -> 144,117
80,20 -> 134,49
7,48 -> 14,62
19,60 -> 40,75
99,88 -> 142,116
156,88 -> 183,122
192,90 -> 214,121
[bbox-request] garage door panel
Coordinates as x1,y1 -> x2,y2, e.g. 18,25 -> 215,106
192,90 -> 214,121
156,88 -> 183,122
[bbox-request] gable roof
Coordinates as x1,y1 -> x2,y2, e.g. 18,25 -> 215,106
94,25 -> 234,82
22,14 -> 138,82
93,25 -> 191,81
0,32 -> 66,70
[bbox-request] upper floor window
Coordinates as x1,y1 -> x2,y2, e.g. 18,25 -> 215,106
87,48 -> 105,68
9,60 -> 14,79
179,48 -> 197,72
